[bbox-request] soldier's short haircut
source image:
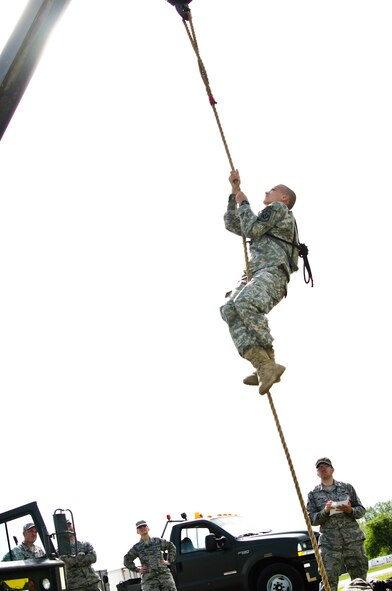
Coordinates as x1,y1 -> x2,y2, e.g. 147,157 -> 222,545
276,184 -> 296,209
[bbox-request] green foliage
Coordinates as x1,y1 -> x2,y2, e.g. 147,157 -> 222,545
364,514 -> 392,559
364,500 -> 392,523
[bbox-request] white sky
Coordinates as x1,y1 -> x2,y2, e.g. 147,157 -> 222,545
1,0 -> 391,574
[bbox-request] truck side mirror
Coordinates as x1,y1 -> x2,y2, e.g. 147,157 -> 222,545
216,536 -> 228,549
53,513 -> 71,556
205,534 -> 217,552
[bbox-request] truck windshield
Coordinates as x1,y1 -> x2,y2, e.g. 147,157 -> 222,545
210,515 -> 271,538
0,514 -> 46,561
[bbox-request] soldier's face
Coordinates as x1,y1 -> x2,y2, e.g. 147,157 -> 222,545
264,187 -> 284,206
317,463 -> 333,477
137,524 -> 149,535
24,527 -> 38,544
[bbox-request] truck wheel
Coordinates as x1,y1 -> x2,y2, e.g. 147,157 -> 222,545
257,563 -> 304,591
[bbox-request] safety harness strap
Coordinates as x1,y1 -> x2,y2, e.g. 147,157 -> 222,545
265,225 -> 314,287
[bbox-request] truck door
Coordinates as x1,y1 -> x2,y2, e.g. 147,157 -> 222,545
174,524 -> 241,591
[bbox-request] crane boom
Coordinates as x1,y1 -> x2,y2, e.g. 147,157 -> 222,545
0,0 -> 72,140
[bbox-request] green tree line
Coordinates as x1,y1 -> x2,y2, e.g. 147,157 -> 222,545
361,500 -> 392,559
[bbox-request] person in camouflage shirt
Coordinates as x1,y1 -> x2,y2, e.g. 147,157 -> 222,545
307,458 -> 368,591
59,520 -> 101,591
221,168 -> 299,395
2,522 -> 45,561
124,520 -> 177,591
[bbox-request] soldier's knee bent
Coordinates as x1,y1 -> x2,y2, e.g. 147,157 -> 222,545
220,301 -> 237,323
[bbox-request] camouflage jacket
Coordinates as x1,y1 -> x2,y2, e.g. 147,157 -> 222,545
60,540 -> 100,590
2,543 -> 45,561
124,537 -> 176,578
307,480 -> 366,544
224,196 -> 299,278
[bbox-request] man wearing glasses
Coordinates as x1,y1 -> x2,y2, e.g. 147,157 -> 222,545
306,457 -> 368,591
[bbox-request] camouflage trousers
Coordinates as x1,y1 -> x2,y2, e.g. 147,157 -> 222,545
319,540 -> 368,591
71,586 -> 100,591
141,571 -> 177,591
220,267 -> 288,356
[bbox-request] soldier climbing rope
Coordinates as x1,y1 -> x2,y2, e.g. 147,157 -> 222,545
163,0 -> 324,591
165,0 -> 312,284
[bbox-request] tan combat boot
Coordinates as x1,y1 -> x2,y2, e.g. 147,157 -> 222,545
243,348 -> 285,395
243,371 -> 259,386
243,349 -> 281,387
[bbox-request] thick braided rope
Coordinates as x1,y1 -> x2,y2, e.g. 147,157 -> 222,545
177,11 -> 330,590
267,391 -> 331,591
182,12 -> 252,281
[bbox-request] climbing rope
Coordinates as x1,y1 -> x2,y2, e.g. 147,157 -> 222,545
167,3 -> 252,281
166,4 -> 325,587
267,391 -> 331,591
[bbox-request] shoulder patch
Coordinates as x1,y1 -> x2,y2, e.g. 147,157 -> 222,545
260,206 -> 272,222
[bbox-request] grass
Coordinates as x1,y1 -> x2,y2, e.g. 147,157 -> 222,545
338,563 -> 392,588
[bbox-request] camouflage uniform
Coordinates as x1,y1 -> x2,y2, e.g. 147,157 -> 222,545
220,195 -> 298,356
2,543 -> 45,561
307,480 -> 368,591
60,540 -> 101,591
124,537 -> 177,591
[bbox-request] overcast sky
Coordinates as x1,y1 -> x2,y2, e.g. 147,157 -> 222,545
1,0 -> 391,574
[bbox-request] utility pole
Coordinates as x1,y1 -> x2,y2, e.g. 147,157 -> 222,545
0,0 -> 72,140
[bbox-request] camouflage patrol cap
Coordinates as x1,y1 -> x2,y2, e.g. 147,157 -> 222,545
316,457 -> 333,468
23,522 -> 36,532
136,520 -> 148,529
345,579 -> 373,591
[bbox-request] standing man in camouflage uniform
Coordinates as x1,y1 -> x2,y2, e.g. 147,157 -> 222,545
2,522 -> 45,561
124,520 -> 177,591
306,457 -> 368,591
59,520 -> 101,591
221,169 -> 298,395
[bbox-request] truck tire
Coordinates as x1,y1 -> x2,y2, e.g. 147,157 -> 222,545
257,563 -> 305,591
